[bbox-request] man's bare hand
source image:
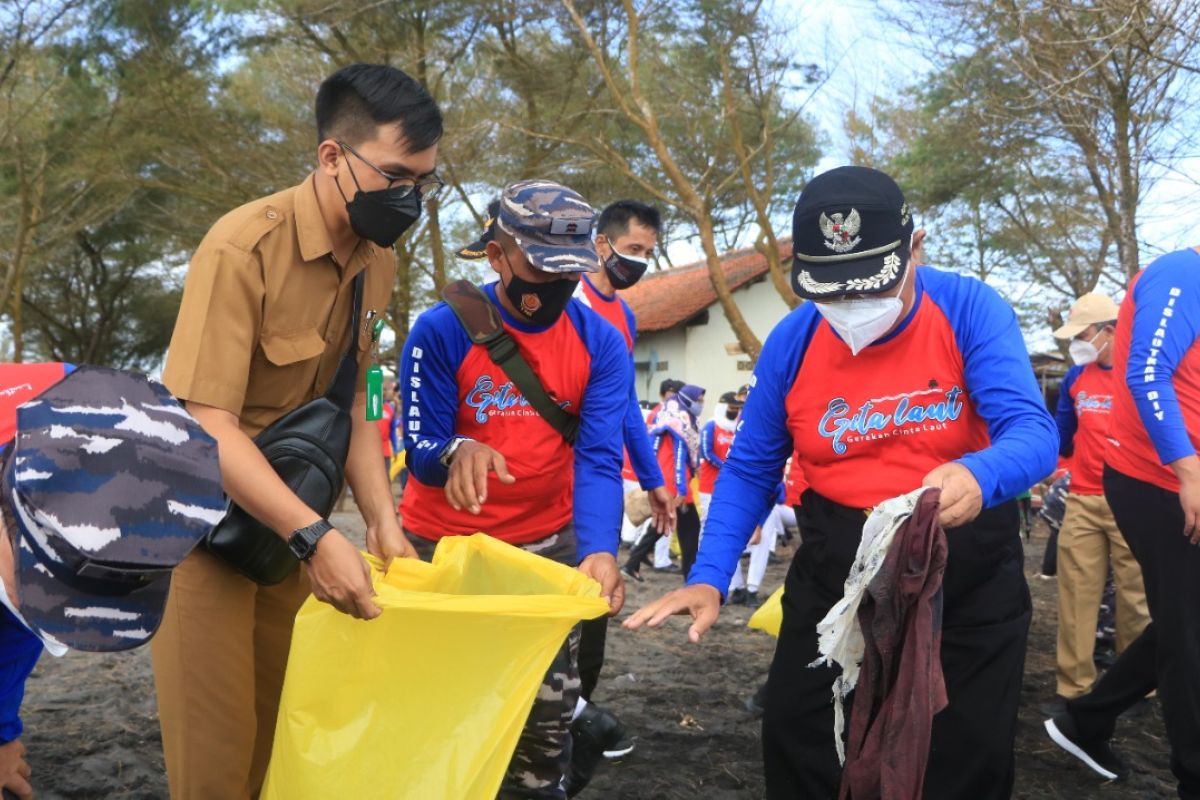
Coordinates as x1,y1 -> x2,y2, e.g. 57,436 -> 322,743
445,441 -> 515,515
304,529 -> 381,620
578,552 -> 625,615
922,462 -> 983,528
648,486 -> 677,535
366,517 -> 417,567
1173,458 -> 1200,545
623,584 -> 722,644
0,739 -> 33,800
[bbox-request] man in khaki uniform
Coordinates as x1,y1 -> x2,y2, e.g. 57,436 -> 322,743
1050,293 -> 1149,703
152,64 -> 442,799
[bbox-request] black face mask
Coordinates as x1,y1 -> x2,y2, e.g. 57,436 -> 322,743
336,159 -> 421,248
603,247 -> 650,290
501,255 -> 577,326
725,407 -> 740,421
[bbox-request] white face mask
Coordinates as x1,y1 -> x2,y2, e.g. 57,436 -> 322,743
815,265 -> 910,356
1069,329 -> 1107,365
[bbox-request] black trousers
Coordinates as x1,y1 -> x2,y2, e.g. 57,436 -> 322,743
762,491 -> 1031,800
1068,466 -> 1200,798
622,502 -> 701,580
577,615 -> 607,702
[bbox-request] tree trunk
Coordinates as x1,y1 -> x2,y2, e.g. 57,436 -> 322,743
427,195 -> 446,293
697,213 -> 762,361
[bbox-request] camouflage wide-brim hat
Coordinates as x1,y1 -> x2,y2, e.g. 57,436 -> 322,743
3,366 -> 224,652
497,179 -> 600,274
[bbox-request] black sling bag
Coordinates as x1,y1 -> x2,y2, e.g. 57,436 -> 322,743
204,271 -> 365,585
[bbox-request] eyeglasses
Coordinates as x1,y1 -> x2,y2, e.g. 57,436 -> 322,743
338,140 -> 445,201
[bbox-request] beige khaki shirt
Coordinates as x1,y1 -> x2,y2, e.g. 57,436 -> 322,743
163,173 -> 395,437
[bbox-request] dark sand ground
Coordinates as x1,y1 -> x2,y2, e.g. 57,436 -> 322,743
19,513 -> 1174,799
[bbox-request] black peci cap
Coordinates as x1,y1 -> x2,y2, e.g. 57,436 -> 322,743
790,166 -> 914,300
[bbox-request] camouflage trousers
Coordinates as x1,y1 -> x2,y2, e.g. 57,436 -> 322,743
406,525 -> 582,800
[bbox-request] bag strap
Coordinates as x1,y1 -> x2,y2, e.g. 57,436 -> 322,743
441,280 -> 579,445
325,270 -> 366,411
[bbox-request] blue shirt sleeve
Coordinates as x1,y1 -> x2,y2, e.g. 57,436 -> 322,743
398,304 -> 471,486
700,420 -> 724,468
569,305 -> 633,562
1055,365 -> 1081,456
0,609 -> 42,745
686,307 -> 816,594
624,381 -> 663,490
927,269 -> 1059,505
1126,250 -> 1200,464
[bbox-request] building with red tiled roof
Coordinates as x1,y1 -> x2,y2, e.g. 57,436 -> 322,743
619,239 -> 795,409
622,240 -> 791,331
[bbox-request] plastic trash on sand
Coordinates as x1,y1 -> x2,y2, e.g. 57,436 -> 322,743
747,586 -> 785,638
261,533 -> 610,800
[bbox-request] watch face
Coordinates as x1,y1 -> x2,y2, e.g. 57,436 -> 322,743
288,531 -> 313,561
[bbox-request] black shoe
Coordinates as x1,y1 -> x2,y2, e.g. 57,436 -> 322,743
1044,712 -> 1128,781
744,682 -> 768,717
566,703 -> 635,796
1038,695 -> 1069,717
619,566 -> 643,583
745,590 -> 760,608
728,588 -> 748,605
653,563 -> 681,574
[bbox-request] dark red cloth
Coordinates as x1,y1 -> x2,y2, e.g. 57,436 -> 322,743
841,488 -> 949,800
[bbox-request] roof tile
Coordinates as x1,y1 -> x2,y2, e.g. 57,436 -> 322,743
621,239 -> 792,332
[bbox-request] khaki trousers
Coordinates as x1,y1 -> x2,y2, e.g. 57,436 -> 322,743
1056,492 -> 1150,697
151,547 -> 311,799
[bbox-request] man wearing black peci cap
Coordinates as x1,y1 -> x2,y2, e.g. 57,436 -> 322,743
628,165 -> 1058,798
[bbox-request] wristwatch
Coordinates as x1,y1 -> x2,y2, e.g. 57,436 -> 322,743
288,519 -> 333,561
439,436 -> 473,468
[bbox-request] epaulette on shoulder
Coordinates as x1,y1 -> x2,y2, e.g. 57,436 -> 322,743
224,203 -> 287,254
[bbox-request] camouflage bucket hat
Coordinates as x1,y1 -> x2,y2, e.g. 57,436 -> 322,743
497,179 -> 600,274
2,366 -> 224,652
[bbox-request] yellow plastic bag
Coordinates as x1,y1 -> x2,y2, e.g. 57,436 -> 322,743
748,585 -> 786,638
261,534 -> 610,800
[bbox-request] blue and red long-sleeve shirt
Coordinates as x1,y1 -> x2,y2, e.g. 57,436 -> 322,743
1054,363 -> 1114,495
689,265 -> 1058,593
1,362 -> 75,744
575,275 -> 664,491
1106,247 -> 1200,493
398,282 -> 631,562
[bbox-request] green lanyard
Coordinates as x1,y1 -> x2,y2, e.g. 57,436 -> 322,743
366,314 -> 386,421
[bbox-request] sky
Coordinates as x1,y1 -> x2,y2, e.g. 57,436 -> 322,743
664,0 -> 1200,270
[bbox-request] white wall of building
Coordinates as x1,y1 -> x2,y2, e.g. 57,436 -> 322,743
632,276 -> 794,425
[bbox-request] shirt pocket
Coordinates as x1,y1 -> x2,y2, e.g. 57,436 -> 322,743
244,327 -> 327,410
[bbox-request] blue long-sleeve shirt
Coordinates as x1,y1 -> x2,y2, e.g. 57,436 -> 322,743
700,420 -> 725,468
689,265 -> 1058,593
1054,365 -> 1082,457
1108,248 -> 1200,491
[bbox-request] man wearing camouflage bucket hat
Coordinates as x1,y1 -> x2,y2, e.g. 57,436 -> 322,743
0,363 -> 222,800
2,365 -> 224,651
399,179 -> 632,799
